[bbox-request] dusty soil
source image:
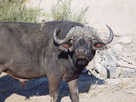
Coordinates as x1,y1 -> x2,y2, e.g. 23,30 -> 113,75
0,72 -> 136,102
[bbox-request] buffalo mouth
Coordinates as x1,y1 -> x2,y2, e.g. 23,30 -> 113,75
76,56 -> 89,66
76,55 -> 88,61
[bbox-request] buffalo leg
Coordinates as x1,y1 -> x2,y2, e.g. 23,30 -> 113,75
48,76 -> 61,102
68,78 -> 79,102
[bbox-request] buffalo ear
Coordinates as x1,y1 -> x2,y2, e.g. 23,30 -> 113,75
61,43 -> 72,48
92,42 -> 106,50
58,43 -> 73,52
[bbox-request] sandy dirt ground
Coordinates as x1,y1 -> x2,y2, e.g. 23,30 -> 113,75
1,72 -> 136,102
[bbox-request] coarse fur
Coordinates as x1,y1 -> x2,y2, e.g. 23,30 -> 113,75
0,20 -> 84,80
0,20 -> 114,102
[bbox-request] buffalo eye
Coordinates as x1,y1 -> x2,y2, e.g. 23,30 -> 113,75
87,38 -> 92,42
73,36 -> 79,42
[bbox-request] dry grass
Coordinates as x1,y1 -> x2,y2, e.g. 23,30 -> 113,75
86,78 -> 136,98
50,0 -> 89,24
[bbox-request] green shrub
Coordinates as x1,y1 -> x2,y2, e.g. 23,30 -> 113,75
0,0 -> 88,24
50,0 -> 89,24
0,0 -> 41,22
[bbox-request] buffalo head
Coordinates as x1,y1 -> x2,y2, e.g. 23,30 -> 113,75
53,25 -> 114,67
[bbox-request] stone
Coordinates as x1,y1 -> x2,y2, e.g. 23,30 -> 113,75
85,48 -> 117,79
114,44 -> 124,54
134,57 -> 136,63
105,78 -> 133,85
120,68 -> 136,78
103,48 -> 117,78
118,35 -> 132,44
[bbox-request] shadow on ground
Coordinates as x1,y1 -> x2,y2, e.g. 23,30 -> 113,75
0,73 -> 104,102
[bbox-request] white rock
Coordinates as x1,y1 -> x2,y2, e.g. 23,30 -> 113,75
134,57 -> 136,63
105,78 -> 133,85
121,68 -> 136,78
104,48 -> 117,78
114,44 -> 124,53
82,68 -> 88,73
96,63 -> 108,79
118,36 -> 132,43
86,48 -> 117,79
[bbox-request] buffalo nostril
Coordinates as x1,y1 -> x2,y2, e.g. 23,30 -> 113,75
77,48 -> 86,53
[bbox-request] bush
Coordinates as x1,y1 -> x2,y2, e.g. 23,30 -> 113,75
0,0 -> 41,22
0,0 -> 88,24
50,0 -> 89,24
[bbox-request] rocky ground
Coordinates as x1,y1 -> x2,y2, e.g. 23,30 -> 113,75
85,32 -> 136,79
0,33 -> 136,102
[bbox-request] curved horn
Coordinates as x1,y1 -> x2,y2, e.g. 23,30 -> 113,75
102,25 -> 114,44
53,26 -> 83,44
53,25 -> 65,44
87,25 -> 114,44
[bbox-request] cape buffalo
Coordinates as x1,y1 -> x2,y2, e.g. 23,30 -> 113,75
0,20 -> 114,102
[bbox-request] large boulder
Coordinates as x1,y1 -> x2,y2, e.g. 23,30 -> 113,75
84,33 -> 136,79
